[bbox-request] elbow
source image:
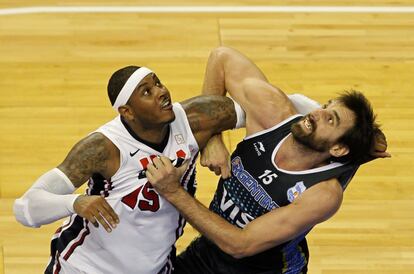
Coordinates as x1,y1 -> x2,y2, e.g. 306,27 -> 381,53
13,196 -> 39,228
219,233 -> 254,259
210,46 -> 233,61
221,242 -> 248,259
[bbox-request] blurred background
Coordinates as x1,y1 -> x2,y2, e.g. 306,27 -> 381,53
1,1 -> 413,273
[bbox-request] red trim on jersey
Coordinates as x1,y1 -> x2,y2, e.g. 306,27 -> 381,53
53,252 -> 61,274
59,220 -> 90,262
53,215 -> 74,237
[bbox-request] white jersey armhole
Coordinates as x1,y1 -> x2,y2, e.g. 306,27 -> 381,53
92,130 -> 126,180
172,103 -> 200,152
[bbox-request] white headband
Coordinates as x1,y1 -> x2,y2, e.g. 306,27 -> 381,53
112,67 -> 153,110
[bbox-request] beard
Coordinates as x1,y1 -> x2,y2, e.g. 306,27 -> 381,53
291,118 -> 330,153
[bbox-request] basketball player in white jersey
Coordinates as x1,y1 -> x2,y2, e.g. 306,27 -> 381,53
146,47 -> 389,274
13,63 -> 325,273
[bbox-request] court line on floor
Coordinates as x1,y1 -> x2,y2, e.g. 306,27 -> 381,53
1,6 -> 414,16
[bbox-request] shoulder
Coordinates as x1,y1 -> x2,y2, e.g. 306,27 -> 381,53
292,178 -> 343,222
57,133 -> 119,186
72,132 -> 116,156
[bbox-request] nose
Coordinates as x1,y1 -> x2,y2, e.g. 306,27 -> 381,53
312,109 -> 328,121
157,85 -> 169,100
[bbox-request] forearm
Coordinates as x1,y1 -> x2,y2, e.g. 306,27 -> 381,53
202,48 -> 226,96
165,188 -> 302,258
164,188 -> 246,257
13,168 -> 79,227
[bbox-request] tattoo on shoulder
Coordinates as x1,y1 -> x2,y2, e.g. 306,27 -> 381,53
58,133 -> 110,187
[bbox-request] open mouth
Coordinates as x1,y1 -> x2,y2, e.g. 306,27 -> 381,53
304,115 -> 315,132
161,98 -> 172,110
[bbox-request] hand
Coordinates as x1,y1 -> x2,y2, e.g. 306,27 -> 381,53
146,156 -> 189,197
73,195 -> 119,232
200,135 -> 231,178
370,128 -> 391,158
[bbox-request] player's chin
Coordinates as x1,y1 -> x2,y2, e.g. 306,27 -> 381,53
163,111 -> 176,124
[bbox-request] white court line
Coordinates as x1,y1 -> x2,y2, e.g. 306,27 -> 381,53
1,6 -> 414,16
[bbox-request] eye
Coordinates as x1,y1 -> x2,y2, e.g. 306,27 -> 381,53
155,80 -> 162,87
328,116 -> 333,124
143,89 -> 150,96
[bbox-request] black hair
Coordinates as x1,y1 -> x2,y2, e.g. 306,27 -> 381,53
107,66 -> 141,106
336,90 -> 379,163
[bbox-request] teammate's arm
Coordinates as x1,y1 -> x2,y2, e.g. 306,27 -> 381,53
14,133 -> 119,232
147,157 -> 342,258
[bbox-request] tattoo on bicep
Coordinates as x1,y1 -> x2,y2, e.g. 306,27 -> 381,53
184,95 -> 237,134
58,133 -> 109,187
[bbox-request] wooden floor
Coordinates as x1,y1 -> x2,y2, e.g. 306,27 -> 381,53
1,1 -> 414,273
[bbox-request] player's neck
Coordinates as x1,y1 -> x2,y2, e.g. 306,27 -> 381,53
275,135 -> 331,171
123,118 -> 170,146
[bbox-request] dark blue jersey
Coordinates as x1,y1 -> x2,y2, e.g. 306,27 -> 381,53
205,114 -> 359,273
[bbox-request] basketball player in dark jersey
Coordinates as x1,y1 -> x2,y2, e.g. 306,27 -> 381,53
146,47 -> 389,274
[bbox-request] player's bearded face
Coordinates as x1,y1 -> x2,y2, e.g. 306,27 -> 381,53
291,115 -> 330,152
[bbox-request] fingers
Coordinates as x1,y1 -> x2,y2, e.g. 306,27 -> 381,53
200,155 -> 209,167
85,214 -> 99,228
101,199 -> 120,226
75,195 -> 119,233
159,156 -> 173,168
92,209 -> 113,232
214,167 -> 221,176
93,199 -> 120,232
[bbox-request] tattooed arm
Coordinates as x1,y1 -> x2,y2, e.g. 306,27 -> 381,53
14,133 -> 119,231
58,133 -> 118,187
180,95 -> 237,149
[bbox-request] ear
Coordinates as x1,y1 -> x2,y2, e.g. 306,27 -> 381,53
118,105 -> 134,121
329,143 -> 349,157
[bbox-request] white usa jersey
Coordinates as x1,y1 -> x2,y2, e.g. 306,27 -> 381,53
46,103 -> 199,274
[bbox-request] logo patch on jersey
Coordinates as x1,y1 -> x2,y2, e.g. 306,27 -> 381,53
174,134 -> 185,145
287,181 -> 307,202
253,141 -> 265,156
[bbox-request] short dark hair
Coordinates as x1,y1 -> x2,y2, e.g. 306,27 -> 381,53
336,90 -> 379,163
107,66 -> 140,106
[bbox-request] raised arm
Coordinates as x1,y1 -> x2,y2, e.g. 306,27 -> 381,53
202,46 -> 296,132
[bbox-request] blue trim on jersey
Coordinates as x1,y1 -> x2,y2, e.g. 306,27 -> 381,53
282,233 -> 308,274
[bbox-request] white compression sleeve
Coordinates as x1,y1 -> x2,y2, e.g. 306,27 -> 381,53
288,93 -> 321,115
230,97 -> 246,129
13,168 -> 80,228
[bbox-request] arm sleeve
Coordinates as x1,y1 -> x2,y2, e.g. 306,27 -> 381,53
13,168 -> 80,228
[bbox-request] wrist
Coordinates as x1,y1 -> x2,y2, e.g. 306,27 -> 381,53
162,187 -> 187,204
68,194 -> 82,213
